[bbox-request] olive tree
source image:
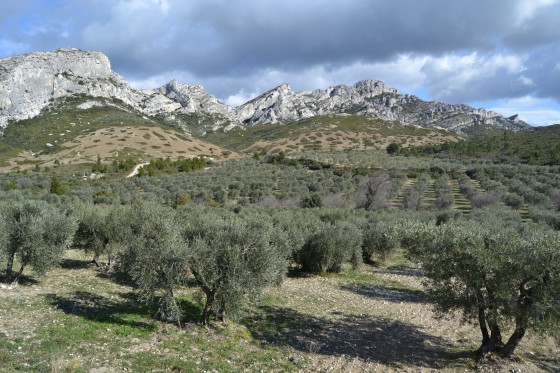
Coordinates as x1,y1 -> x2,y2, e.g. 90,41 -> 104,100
181,211 -> 287,325
404,209 -> 560,356
3,200 -> 77,283
298,220 -> 363,273
123,204 -> 189,323
433,174 -> 454,211
75,203 -> 140,267
74,203 -> 110,266
355,172 -> 392,210
362,220 -> 400,264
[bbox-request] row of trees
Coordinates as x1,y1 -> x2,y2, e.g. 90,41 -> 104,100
1,197 -> 559,356
71,204 -> 395,324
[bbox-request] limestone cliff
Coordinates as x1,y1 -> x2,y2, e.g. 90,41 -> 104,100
0,48 -> 530,134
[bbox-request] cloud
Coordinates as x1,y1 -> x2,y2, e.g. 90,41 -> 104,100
488,96 -> 560,126
1,0 -> 560,125
421,52 -> 530,103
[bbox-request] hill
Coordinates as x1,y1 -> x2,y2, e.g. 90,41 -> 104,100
412,124 -> 560,165
201,114 -> 461,155
0,95 -> 234,172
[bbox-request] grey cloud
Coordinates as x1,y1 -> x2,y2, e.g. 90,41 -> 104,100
1,0 -> 560,107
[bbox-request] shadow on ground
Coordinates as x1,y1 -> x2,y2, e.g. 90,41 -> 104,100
47,291 -> 203,327
47,291 -> 156,330
59,257 -> 91,270
0,274 -> 39,286
340,284 -> 431,304
243,306 -> 467,369
381,266 -> 424,278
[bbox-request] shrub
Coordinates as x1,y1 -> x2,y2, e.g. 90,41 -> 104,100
181,211 -> 287,324
298,221 -> 362,273
386,142 -> 402,155
2,201 -> 77,283
362,220 -> 400,264
172,193 -> 192,209
50,176 -> 66,195
301,193 -> 323,208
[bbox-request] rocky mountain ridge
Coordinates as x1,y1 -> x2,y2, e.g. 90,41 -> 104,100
0,48 -> 530,134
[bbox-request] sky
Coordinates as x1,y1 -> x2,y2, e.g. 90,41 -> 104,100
1,0 -> 559,126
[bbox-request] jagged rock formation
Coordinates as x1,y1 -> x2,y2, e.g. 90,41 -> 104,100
0,48 -> 139,126
0,48 -> 530,134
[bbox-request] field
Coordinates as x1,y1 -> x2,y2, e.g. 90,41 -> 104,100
2,250 -> 557,372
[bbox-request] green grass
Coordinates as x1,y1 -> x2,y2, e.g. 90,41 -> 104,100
0,250 -> 305,372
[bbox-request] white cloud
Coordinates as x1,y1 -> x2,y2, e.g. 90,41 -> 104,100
489,96 -> 560,126
0,39 -> 28,57
421,52 -> 528,102
128,70 -> 197,90
225,91 -> 260,107
514,0 -> 559,25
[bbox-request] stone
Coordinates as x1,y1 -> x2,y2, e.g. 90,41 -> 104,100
0,48 -> 530,135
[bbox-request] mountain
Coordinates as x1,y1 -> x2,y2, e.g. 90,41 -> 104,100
0,48 -> 530,135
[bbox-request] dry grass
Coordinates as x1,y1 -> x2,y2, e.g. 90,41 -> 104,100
0,126 -> 238,172
243,130 -> 458,155
0,250 -> 558,372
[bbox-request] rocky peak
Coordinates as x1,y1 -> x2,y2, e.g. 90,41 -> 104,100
0,48 -> 531,135
352,79 -> 398,97
0,48 -> 138,126
158,80 -> 231,115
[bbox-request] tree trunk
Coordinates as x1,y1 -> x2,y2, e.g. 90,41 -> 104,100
91,254 -> 100,267
481,282 -> 504,352
12,265 -> 25,284
202,291 -> 214,325
5,251 -> 15,281
487,321 -> 504,351
500,326 -> 526,357
499,278 -> 533,357
476,291 -> 490,350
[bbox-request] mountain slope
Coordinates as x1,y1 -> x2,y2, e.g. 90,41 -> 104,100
0,95 -> 235,172
412,123 -> 560,165
0,48 -> 530,136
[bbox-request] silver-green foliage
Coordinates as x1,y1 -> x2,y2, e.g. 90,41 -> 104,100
182,211 -> 287,324
74,203 -> 134,265
362,220 -> 400,263
299,220 -> 363,273
3,200 -> 77,282
404,208 -> 560,356
124,204 -> 189,323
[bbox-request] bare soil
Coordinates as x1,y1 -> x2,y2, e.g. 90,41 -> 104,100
244,130 -> 459,155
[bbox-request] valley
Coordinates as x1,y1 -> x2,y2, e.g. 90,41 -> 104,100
0,48 -> 559,372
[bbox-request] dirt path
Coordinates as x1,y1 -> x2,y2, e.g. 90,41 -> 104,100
126,163 -> 149,178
